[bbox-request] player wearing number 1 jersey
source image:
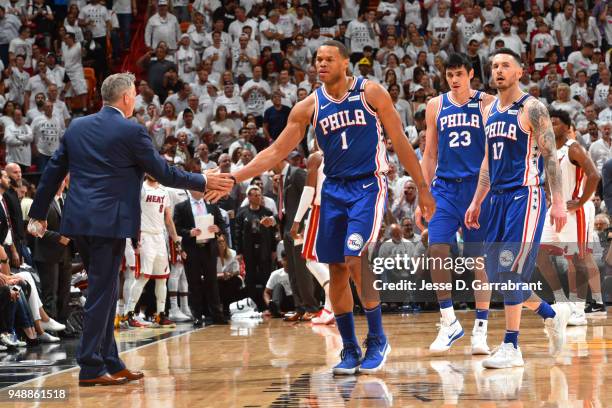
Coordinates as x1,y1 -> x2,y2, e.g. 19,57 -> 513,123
223,41 -> 435,375
421,53 -> 495,355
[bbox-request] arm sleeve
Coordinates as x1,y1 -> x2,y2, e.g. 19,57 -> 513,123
293,185 -> 314,223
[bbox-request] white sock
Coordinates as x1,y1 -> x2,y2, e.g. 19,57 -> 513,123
170,296 -> 179,310
180,295 -> 190,312
473,319 -> 488,332
440,306 -> 456,324
117,300 -> 124,316
155,279 -> 168,314
569,292 -> 578,303
553,289 -> 568,303
593,292 -> 603,304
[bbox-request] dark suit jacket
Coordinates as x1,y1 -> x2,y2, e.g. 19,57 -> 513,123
173,199 -> 226,254
281,165 -> 306,235
33,198 -> 72,263
4,189 -> 24,243
29,106 -> 205,238
0,194 -> 10,245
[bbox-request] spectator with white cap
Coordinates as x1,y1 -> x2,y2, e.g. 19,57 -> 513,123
144,0 -> 180,52
176,34 -> 199,84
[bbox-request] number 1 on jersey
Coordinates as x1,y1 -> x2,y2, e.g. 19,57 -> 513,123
341,130 -> 348,150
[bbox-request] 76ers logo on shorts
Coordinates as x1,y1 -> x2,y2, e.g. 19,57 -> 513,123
347,233 -> 364,251
499,249 -> 515,267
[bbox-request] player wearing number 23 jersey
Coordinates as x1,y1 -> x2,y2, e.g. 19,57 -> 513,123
427,89 -> 491,254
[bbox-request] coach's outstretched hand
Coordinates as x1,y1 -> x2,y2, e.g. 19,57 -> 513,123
203,168 -> 236,203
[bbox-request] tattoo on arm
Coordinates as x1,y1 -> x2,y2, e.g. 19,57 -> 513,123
529,101 -> 563,200
478,168 -> 490,190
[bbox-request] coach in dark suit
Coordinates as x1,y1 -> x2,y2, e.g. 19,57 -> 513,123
33,179 -> 73,323
174,188 -> 226,327
274,159 -> 319,320
28,73 -> 233,386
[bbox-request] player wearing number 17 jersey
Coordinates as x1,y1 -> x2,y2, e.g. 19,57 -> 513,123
465,48 -> 570,369
421,53 -> 495,355
226,41 -> 435,375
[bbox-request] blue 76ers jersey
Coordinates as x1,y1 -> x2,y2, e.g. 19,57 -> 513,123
313,76 -> 389,178
435,91 -> 486,179
486,93 -> 543,190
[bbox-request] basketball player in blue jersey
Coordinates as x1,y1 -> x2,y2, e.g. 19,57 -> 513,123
465,48 -> 571,369
420,53 -> 496,355
207,40 -> 436,375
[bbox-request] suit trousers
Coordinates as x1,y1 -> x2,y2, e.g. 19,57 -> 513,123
184,244 -> 224,320
72,236 -> 126,380
283,233 -> 318,313
36,256 -> 72,322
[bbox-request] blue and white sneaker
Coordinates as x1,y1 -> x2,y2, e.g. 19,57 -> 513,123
429,318 -> 464,353
359,335 -> 391,374
333,343 -> 362,375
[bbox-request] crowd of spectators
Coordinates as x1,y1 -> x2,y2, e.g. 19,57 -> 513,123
0,0 -> 610,348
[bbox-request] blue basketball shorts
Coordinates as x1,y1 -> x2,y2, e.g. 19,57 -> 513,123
485,185 -> 546,304
428,176 -> 490,257
315,174 -> 388,264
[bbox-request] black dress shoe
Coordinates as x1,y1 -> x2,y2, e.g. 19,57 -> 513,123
193,318 -> 203,328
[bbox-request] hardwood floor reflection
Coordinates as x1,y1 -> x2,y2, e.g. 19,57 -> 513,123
4,311 -> 611,407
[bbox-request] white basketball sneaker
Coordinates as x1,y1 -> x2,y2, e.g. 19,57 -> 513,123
471,320 -> 490,355
429,318 -> 464,353
567,303 -> 587,326
169,307 -> 191,322
544,303 -> 571,356
482,343 -> 524,369
312,309 -> 335,325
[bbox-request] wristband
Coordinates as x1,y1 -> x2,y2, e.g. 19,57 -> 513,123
0,258 -> 8,264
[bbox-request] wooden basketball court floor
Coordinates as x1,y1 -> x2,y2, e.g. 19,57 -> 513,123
3,310 -> 611,407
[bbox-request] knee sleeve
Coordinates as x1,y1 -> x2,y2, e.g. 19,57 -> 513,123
168,264 -> 182,292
